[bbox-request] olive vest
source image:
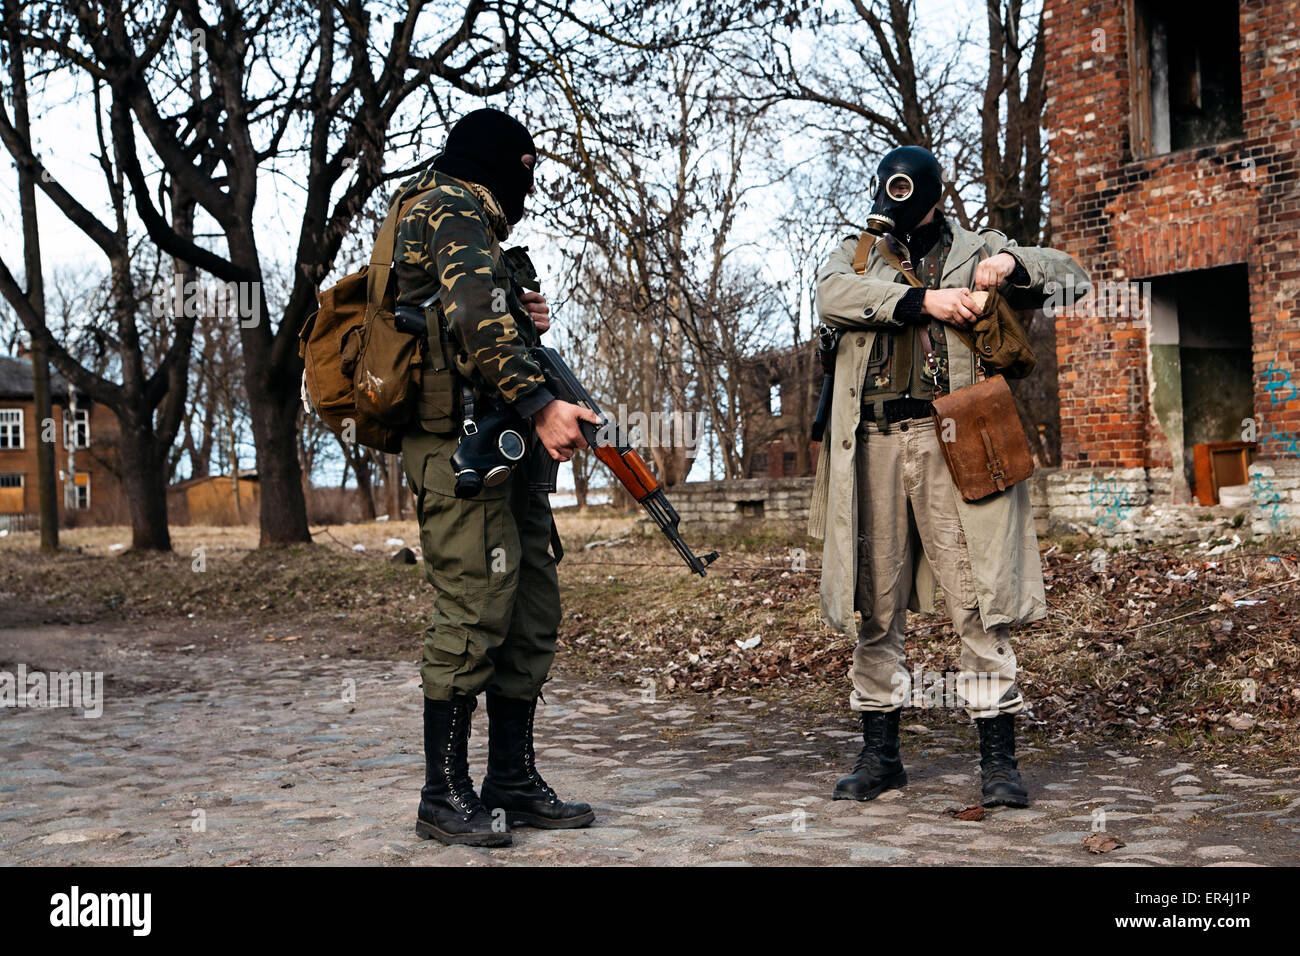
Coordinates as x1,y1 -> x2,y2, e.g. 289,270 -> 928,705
860,222 -> 954,420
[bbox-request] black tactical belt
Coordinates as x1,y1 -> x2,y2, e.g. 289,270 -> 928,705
867,396 -> 935,424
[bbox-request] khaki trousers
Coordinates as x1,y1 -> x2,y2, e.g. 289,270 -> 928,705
851,416 -> 1024,719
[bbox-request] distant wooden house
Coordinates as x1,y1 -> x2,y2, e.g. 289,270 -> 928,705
168,470 -> 259,526
0,349 -> 128,530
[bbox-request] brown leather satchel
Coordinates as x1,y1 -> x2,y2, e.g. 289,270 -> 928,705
930,374 -> 1034,501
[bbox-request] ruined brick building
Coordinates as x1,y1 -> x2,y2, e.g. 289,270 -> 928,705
1044,0 -> 1300,504
741,342 -> 824,479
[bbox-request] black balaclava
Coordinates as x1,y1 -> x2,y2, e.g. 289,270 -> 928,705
431,108 -> 536,224
865,145 -> 944,239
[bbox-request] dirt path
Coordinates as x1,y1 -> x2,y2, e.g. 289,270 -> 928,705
1,624 -> 1297,866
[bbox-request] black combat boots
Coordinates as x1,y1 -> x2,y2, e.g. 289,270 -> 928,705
833,708 -> 908,801
976,712 -> 1029,808
416,695 -> 511,847
480,693 -> 595,829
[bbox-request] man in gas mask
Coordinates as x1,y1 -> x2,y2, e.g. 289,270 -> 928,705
809,145 -> 1088,808
392,107 -> 601,846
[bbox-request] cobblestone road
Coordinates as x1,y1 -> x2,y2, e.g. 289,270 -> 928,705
2,626 -> 1298,866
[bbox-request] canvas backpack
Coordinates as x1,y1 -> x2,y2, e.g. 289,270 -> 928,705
299,187 -> 432,453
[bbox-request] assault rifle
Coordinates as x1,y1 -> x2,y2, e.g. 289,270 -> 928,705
810,325 -> 842,443
529,346 -> 720,577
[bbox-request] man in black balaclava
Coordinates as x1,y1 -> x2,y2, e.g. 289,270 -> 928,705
431,107 -> 537,225
391,107 -> 600,847
810,144 -> 1089,812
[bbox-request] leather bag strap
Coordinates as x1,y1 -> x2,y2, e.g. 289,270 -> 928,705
977,415 -> 1006,491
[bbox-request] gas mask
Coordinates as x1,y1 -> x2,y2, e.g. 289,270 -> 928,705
865,146 -> 944,238
450,405 -> 528,499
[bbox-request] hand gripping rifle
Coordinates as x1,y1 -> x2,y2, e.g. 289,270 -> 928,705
528,346 -> 720,577
810,325 -> 842,443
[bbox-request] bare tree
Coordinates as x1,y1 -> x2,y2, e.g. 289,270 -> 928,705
978,0 -> 1049,244
2,0 -> 57,550
0,68 -> 196,549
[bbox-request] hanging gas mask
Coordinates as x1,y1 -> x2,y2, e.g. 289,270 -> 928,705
865,146 -> 944,238
450,404 -> 528,499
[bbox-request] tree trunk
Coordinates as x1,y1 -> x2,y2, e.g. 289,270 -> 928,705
244,347 -> 311,545
574,470 -> 589,511
352,448 -> 377,521
116,414 -> 172,551
6,3 -> 57,550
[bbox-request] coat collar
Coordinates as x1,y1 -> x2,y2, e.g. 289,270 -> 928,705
942,226 -> 987,283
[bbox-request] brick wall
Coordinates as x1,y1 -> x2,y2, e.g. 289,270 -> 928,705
1044,0 -> 1300,470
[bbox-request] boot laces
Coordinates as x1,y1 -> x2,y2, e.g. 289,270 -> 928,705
445,703 -> 484,817
851,715 -> 894,774
523,708 -> 560,804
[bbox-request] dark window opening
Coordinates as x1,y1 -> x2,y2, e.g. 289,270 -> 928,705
1131,0 -> 1242,156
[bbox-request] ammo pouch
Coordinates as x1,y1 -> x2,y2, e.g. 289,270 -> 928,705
930,374 -> 1034,501
415,305 -> 457,434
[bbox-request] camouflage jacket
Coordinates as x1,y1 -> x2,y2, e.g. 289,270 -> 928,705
391,167 -> 553,416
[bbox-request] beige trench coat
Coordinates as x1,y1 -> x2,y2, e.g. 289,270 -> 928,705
808,225 -> 1090,635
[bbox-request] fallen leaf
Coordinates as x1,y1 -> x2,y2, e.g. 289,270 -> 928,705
1081,833 -> 1125,854
945,805 -> 985,821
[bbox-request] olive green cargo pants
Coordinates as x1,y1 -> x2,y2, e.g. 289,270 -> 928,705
402,428 -> 563,702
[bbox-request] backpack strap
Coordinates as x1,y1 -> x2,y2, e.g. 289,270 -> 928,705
365,186 -> 436,320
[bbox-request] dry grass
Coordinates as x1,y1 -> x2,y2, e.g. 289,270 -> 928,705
0,506 -> 639,558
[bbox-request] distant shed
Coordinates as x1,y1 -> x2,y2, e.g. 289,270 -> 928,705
168,471 -> 259,526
